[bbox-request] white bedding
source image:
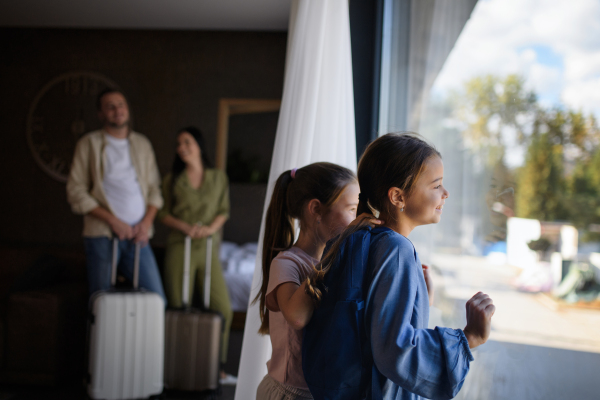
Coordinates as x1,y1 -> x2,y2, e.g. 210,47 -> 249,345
220,241 -> 258,312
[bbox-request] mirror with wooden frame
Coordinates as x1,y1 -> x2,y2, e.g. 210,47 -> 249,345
215,98 -> 281,171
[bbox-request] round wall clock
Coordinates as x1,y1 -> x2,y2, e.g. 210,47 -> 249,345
27,71 -> 120,183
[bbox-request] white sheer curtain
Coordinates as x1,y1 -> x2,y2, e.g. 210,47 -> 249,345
234,0 -> 357,397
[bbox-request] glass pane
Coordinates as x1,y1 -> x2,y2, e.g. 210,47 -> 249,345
380,1 -> 600,398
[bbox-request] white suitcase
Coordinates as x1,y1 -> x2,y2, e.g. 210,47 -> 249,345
87,240 -> 165,400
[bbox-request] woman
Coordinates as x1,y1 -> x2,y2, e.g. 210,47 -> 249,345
158,126 -> 235,384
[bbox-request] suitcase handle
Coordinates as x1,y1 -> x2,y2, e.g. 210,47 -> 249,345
111,238 -> 141,289
182,236 -> 191,307
182,235 -> 213,310
204,236 -> 213,310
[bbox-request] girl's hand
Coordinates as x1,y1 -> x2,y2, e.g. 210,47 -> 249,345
463,291 -> 496,349
422,264 -> 434,305
350,213 -> 384,228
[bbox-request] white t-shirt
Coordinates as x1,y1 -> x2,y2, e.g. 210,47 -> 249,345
102,134 -> 146,225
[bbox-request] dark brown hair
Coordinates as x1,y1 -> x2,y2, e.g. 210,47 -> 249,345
169,126 -> 212,211
305,133 -> 441,304
253,162 -> 357,334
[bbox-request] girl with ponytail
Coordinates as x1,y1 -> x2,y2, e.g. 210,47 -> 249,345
255,162 -> 373,400
302,133 -> 496,400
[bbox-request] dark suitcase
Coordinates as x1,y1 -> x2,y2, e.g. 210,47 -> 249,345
164,235 -> 223,392
88,239 -> 165,400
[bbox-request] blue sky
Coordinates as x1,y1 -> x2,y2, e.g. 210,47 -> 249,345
433,0 -> 600,118
520,45 -> 564,106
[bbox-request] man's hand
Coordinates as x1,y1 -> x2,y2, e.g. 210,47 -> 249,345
422,264 -> 434,305
110,217 -> 134,241
90,207 -> 134,240
463,291 -> 495,349
132,219 -> 152,246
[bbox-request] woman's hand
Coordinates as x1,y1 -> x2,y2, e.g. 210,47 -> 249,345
184,223 -> 201,238
422,264 -> 434,305
184,223 -> 212,238
463,291 -> 495,349
193,225 -> 214,239
189,216 -> 227,239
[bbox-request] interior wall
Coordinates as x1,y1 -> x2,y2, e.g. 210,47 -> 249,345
0,28 -> 287,247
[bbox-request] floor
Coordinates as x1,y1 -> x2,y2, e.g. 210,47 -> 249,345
0,330 -> 244,400
8,253 -> 599,400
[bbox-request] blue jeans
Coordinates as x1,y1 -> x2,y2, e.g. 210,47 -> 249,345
84,237 -> 166,306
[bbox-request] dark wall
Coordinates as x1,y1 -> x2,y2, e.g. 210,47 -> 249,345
0,28 -> 287,247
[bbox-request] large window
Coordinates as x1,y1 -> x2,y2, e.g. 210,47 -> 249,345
379,1 -> 600,398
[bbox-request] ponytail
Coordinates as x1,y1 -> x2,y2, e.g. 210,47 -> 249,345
253,171 -> 295,335
253,162 -> 357,334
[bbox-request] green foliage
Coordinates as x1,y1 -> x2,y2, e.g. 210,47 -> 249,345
455,74 -> 600,236
454,74 -> 536,152
527,237 -> 553,252
567,146 -> 600,240
514,108 -> 600,227
533,108 -> 599,151
515,130 -> 566,221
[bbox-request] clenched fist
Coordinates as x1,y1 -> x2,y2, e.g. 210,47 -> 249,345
463,291 -> 495,349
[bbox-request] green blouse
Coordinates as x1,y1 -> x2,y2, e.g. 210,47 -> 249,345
158,168 -> 230,242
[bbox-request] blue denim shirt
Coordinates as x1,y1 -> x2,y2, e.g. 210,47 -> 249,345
365,228 -> 474,400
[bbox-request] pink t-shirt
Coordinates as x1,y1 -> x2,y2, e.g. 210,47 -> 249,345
265,246 -> 318,390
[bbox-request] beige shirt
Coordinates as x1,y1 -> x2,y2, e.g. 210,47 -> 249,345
66,129 -> 163,238
265,247 -> 319,390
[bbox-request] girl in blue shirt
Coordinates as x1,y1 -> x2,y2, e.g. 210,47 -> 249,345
304,133 -> 495,400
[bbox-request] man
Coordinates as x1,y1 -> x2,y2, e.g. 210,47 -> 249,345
67,88 -> 166,304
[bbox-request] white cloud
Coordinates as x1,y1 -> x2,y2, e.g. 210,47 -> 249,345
432,0 -> 600,118
564,50 -> 600,82
562,76 -> 600,115
530,0 -> 600,53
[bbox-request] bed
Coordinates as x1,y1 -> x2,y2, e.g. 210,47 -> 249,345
220,241 -> 258,312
